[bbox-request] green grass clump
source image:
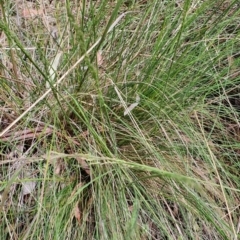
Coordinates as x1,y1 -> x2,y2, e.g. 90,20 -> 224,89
0,0 -> 239,239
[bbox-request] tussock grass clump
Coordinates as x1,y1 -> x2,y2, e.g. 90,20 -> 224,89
0,0 -> 239,239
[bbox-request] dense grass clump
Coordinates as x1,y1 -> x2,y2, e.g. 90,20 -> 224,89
0,0 -> 239,239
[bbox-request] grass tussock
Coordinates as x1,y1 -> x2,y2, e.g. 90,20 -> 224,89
0,0 -> 239,239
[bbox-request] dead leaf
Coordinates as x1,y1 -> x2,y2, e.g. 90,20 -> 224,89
124,95 -> 140,116
75,157 -> 91,175
22,181 -> 36,196
1,127 -> 53,142
74,204 -> 82,224
128,205 -> 133,212
97,50 -> 103,67
22,8 -> 44,18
